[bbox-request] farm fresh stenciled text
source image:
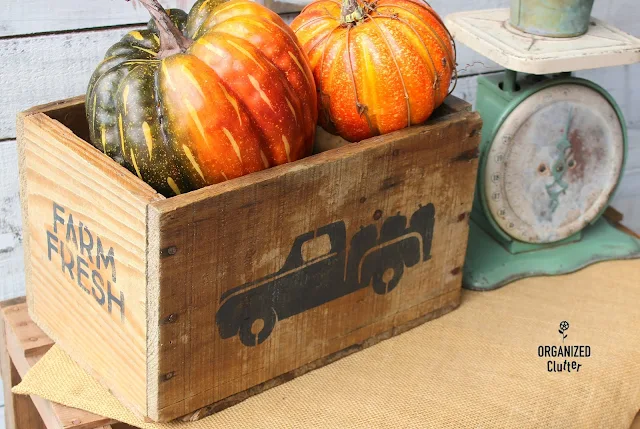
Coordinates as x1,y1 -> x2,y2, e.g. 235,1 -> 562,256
45,202 -> 125,321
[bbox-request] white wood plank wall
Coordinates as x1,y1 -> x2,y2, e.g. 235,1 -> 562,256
0,0 -> 637,417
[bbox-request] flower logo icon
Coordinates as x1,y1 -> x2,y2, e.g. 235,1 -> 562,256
559,321 -> 569,342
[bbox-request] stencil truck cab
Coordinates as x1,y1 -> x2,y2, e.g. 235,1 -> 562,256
216,203 -> 436,346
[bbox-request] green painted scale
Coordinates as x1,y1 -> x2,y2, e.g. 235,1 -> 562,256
445,9 -> 640,290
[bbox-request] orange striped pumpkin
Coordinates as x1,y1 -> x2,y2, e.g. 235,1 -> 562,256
87,0 -> 316,196
291,0 -> 455,142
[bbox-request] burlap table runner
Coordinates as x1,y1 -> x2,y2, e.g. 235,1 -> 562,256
13,260 -> 640,428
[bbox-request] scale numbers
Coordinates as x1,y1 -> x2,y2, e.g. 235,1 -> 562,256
483,83 -> 624,244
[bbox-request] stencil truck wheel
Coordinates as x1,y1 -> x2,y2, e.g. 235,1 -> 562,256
239,307 -> 277,347
360,233 -> 422,295
372,259 -> 405,295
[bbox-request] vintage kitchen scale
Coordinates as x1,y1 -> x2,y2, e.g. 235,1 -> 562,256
445,6 -> 640,290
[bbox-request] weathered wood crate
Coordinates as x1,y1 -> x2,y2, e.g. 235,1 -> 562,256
17,95 -> 481,422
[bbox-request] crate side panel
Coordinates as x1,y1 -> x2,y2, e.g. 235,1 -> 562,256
151,112 -> 482,420
20,113 -> 161,416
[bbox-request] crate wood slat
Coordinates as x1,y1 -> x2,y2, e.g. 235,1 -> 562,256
313,97 -> 474,153
1,298 -> 56,429
4,362 -> 47,429
2,297 -> 53,359
0,298 -> 118,429
0,299 -> 47,429
19,95 -> 482,421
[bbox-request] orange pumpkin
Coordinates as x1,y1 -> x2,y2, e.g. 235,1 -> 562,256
291,0 -> 455,142
87,0 -> 316,196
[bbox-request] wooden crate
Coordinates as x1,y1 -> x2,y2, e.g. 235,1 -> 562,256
18,95 -> 481,422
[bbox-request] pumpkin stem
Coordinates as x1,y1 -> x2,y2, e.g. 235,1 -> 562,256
341,0 -> 364,24
134,0 -> 193,57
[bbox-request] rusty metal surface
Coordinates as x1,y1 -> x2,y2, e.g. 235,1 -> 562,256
510,0 -> 595,37
483,83 -> 624,244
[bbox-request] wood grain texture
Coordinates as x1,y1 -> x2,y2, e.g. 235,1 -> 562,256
0,0 -> 634,38
0,27 -> 137,141
2,351 -> 46,429
0,0 -> 195,37
0,300 -> 21,429
314,97 -> 473,152
0,299 -> 117,429
0,299 -> 46,429
0,9 -> 488,142
19,107 -> 163,417
145,102 -> 481,420
1,299 -> 52,360
0,0 -> 302,37
0,141 -> 24,302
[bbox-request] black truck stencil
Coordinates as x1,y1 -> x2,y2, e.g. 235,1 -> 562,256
215,203 -> 436,347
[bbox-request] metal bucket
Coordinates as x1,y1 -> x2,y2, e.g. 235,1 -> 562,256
510,0 -> 595,37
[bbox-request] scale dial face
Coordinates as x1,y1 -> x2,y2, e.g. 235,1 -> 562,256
484,83 -> 624,244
